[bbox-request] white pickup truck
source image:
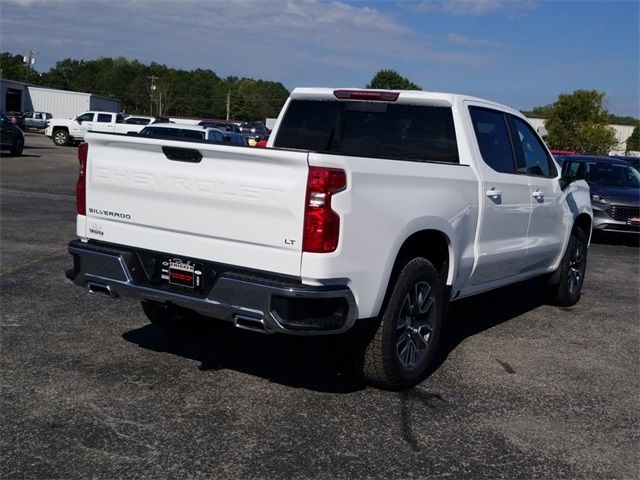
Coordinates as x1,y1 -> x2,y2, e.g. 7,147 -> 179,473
66,88 -> 592,389
44,111 -> 151,146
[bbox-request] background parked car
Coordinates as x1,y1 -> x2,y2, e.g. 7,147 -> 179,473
198,120 -> 242,133
22,111 -> 53,130
0,112 -> 25,156
240,122 -> 269,138
255,132 -> 270,148
610,155 -> 640,172
138,123 -> 246,146
561,155 -> 640,234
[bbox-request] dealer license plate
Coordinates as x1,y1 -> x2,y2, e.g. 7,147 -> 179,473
160,258 -> 203,289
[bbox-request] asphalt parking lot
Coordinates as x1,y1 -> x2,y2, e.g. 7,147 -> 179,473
1,132 -> 639,479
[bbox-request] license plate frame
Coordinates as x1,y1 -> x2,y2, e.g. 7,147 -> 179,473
160,257 -> 203,290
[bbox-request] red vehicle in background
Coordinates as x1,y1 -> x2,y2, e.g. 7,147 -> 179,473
550,150 -> 578,156
255,132 -> 270,148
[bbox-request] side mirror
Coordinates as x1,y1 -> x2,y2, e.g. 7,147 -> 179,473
559,161 -> 584,190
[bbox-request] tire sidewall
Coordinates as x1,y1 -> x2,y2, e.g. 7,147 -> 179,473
379,257 -> 444,385
555,228 -> 588,306
53,130 -> 68,146
11,137 -> 23,156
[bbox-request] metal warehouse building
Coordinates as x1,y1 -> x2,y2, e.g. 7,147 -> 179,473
1,79 -> 120,119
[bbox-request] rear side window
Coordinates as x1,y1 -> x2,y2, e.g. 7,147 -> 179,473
274,100 -> 459,163
469,107 -> 516,174
97,114 -> 112,123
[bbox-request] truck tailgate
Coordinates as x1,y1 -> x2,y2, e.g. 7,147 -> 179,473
82,133 -> 309,277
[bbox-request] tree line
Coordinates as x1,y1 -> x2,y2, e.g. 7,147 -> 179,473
1,52 -> 290,121
1,55 -> 638,154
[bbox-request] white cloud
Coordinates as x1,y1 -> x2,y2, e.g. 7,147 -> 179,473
0,0 -> 508,89
446,33 -> 507,48
417,0 -> 538,16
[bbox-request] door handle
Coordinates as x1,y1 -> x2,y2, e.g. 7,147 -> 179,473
486,188 -> 502,198
532,190 -> 545,200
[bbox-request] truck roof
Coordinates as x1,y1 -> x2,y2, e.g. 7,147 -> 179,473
289,88 -> 523,117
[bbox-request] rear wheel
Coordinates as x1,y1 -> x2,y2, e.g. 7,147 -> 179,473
52,129 -> 69,146
10,137 -> 23,156
354,257 -> 444,390
545,227 -> 588,306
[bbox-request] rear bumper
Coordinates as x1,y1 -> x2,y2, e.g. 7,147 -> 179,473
66,240 -> 357,335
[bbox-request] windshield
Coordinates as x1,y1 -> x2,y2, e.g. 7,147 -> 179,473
586,162 -> 640,188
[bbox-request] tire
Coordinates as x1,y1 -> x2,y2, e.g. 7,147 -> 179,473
141,300 -> 181,331
52,129 -> 69,146
354,257 -> 444,390
10,137 -> 23,156
545,227 -> 588,307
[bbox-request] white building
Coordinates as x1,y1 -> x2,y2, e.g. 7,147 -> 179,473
1,79 -> 120,118
527,117 -> 637,156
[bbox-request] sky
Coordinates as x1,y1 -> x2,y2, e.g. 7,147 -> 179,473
1,0 -> 638,116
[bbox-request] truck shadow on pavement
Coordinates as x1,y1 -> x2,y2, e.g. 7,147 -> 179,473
591,231 -> 639,247
122,278 -> 545,394
0,152 -> 41,158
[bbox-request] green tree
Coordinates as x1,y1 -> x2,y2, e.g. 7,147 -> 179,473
1,51 -> 45,84
366,69 -> 421,90
5,52 -> 289,119
626,126 -> 640,154
1,52 -> 28,81
544,90 -> 617,155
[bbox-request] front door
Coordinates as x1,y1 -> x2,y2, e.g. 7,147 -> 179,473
509,115 -> 565,271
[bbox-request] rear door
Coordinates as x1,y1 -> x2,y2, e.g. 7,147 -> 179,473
83,134 -> 309,276
89,113 -> 117,133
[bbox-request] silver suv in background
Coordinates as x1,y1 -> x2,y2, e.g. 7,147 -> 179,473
561,155 -> 640,234
22,111 -> 53,130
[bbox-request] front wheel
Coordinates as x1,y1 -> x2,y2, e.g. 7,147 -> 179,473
545,227 -> 588,306
353,257 -> 444,390
52,129 -> 69,146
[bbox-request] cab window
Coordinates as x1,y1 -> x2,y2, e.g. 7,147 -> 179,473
509,116 -> 557,177
77,113 -> 94,124
469,107 -> 516,174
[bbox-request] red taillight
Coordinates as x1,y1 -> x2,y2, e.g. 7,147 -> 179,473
77,143 -> 88,215
303,167 -> 347,253
333,89 -> 399,102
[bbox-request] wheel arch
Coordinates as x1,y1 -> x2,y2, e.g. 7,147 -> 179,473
574,212 -> 592,243
395,229 -> 453,283
374,229 -> 454,319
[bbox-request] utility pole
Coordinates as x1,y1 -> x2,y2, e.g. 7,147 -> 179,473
226,91 -> 231,121
23,49 -> 38,82
148,75 -> 157,116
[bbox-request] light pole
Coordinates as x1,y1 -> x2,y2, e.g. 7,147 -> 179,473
23,49 -> 38,82
148,75 -> 157,116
